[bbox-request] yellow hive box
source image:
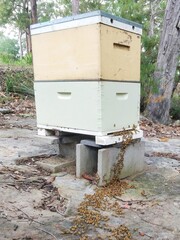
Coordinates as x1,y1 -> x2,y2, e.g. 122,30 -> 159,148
31,11 -> 142,82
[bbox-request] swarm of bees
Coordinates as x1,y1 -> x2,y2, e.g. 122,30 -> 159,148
112,127 -> 135,181
64,128 -> 136,239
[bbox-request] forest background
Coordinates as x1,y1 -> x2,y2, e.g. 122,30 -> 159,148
0,0 -> 179,123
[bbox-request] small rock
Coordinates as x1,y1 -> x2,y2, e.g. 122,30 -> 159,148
173,120 -> 180,127
0,108 -> 13,114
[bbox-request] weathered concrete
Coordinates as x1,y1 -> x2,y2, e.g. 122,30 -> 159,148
98,141 -> 145,186
1,115 -> 180,239
144,138 -> 180,155
76,141 -> 145,186
0,123 -> 59,165
54,174 -> 95,216
36,156 -> 75,173
76,144 -> 97,178
59,134 -> 94,160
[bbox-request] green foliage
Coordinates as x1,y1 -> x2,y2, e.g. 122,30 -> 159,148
0,0 -> 30,31
3,67 -> 34,95
38,1 -> 57,22
0,32 -> 19,63
140,35 -> 159,110
170,95 -> 180,120
16,54 -> 33,66
80,0 -> 104,12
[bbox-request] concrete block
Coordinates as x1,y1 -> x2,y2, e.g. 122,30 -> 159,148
59,142 -> 77,160
59,134 -> 93,160
76,144 -> 97,178
98,141 -> 145,186
36,156 -> 75,173
36,135 -> 59,144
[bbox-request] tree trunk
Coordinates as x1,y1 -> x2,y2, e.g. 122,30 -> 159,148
30,0 -> 38,24
145,0 -> 180,124
72,0 -> 79,15
148,0 -> 161,37
26,27 -> 32,53
26,0 -> 37,53
18,30 -> 23,58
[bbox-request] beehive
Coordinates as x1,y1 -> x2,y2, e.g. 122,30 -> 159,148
31,11 -> 142,136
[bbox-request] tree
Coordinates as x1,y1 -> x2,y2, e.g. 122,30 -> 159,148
0,0 -> 38,54
72,0 -> 79,15
52,0 -> 104,17
145,0 -> 180,123
37,1 -> 57,22
0,32 -> 19,62
30,0 -> 38,24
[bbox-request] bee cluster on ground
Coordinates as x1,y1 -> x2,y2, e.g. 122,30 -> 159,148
63,129 -> 136,239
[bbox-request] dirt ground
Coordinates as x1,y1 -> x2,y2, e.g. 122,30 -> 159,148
0,99 -> 180,240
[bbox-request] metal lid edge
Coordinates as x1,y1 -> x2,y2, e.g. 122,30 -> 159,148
30,10 -> 142,30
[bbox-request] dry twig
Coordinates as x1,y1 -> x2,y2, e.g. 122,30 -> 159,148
13,206 -> 44,225
34,226 -> 57,240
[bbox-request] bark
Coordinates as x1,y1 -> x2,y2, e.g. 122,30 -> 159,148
72,0 -> 79,15
148,0 -> 161,37
145,0 -> 180,124
18,30 -> 23,58
25,0 -> 37,53
30,0 -> 38,24
26,27 -> 32,53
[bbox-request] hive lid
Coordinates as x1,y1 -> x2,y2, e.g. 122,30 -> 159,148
31,10 -> 142,36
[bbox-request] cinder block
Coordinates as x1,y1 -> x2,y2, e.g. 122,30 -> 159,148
98,141 -> 145,186
76,144 -> 97,178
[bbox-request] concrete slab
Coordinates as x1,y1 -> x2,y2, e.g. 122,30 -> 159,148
36,156 -> 75,173
144,138 -> 180,155
1,114 -> 180,239
0,118 -> 59,165
54,174 -> 95,215
35,135 -> 59,144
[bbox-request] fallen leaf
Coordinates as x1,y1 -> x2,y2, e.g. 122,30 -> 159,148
141,190 -> 147,197
46,176 -> 55,184
122,203 -> 130,209
139,231 -> 145,236
159,137 -> 169,142
82,173 -> 94,181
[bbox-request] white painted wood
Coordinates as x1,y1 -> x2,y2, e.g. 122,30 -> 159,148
95,130 -> 143,145
37,125 -> 143,146
35,81 -> 140,136
38,128 -> 55,136
37,124 -> 101,136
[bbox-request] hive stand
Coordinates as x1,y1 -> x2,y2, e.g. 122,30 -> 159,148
38,128 -> 145,186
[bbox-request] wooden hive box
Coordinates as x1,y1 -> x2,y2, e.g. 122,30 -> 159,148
31,11 -> 142,137
31,11 -> 142,82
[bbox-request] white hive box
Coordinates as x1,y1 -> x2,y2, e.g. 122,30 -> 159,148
34,81 -> 140,136
31,11 -> 142,137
